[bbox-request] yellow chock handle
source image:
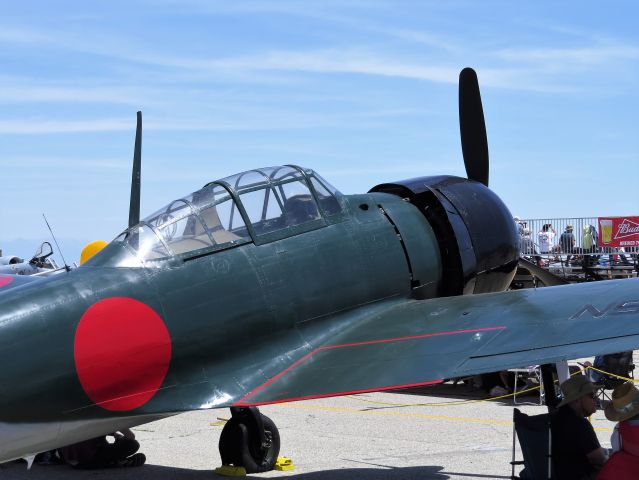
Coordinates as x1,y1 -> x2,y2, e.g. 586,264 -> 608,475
214,465 -> 247,477
275,456 -> 295,471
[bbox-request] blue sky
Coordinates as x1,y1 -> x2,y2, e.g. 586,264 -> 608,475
1,1 -> 638,263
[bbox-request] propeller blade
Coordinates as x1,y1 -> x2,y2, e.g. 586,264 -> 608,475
128,111 -> 142,228
518,258 -> 570,286
459,67 -> 489,187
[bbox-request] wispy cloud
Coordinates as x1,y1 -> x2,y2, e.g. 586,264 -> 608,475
143,49 -> 587,93
2,156 -> 127,169
0,110 -> 392,135
323,162 -> 464,179
0,26 -> 52,44
1,13 -> 635,98
152,48 -> 460,83
0,119 -> 132,134
496,43 -> 639,66
148,0 -> 387,18
0,82 -> 144,105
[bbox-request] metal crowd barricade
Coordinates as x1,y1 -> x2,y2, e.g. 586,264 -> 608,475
516,217 -> 638,279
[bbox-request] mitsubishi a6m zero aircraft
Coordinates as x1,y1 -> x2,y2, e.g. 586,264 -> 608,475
1,68 -> 638,473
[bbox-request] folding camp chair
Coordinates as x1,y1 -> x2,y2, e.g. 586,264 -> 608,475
512,367 -> 544,406
592,351 -> 635,404
511,408 -> 552,480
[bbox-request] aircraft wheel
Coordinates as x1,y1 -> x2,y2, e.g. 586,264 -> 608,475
219,412 -> 280,473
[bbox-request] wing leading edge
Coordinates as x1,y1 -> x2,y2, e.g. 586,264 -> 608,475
236,278 -> 639,406
0,274 -> 42,293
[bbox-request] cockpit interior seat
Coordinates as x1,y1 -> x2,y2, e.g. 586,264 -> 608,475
198,207 -> 223,233
210,229 -> 241,244
168,231 -> 243,255
285,195 -> 319,226
166,236 -> 214,255
195,204 -> 242,243
317,195 -> 341,216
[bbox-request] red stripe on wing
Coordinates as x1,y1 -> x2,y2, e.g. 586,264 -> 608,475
235,325 -> 506,406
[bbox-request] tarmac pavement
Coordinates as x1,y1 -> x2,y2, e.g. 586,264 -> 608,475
0,382 -> 614,480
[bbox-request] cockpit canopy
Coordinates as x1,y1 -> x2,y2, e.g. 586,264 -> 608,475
102,165 -> 342,265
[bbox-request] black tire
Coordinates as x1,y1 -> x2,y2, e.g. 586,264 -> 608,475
218,413 -> 280,473
219,417 -> 243,466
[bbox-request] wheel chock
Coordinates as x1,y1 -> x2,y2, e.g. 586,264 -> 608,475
275,456 -> 294,471
214,465 -> 247,477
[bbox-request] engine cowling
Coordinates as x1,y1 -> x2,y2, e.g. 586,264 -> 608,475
0,256 -> 22,266
370,175 -> 519,296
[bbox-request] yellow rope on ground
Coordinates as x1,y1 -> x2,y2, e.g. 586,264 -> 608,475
347,385 -> 541,407
345,365 -> 634,408
278,399 -> 614,432
347,383 -> 543,407
585,365 -> 637,383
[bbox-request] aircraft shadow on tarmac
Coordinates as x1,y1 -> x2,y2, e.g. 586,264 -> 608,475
0,462 -> 512,479
366,382 -> 542,410
0,462 -> 213,480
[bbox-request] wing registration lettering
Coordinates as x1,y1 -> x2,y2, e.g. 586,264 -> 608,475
570,301 -> 639,320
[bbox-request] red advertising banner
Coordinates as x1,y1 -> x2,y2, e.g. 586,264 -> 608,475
597,216 -> 639,248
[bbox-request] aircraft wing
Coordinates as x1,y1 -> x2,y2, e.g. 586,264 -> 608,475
0,274 -> 42,292
236,278 -> 639,406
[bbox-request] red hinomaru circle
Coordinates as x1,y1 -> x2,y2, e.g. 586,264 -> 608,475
0,275 -> 14,288
74,297 -> 172,411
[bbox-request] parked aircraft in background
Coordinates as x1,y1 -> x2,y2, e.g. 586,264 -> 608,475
1,68 -> 637,473
0,242 -> 64,276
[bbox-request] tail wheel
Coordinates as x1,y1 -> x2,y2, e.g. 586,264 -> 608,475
219,412 -> 280,473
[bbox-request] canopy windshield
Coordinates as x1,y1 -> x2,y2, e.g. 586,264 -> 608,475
102,165 -> 342,264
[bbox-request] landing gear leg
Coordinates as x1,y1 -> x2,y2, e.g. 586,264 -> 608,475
218,406 -> 280,473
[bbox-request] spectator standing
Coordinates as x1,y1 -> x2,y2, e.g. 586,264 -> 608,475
519,228 -> 543,266
537,223 -> 556,254
513,216 -> 526,236
520,228 -> 536,255
560,225 -> 576,265
581,225 -> 599,266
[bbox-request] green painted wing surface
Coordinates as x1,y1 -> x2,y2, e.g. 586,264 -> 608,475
0,274 -> 42,292
237,278 -> 639,406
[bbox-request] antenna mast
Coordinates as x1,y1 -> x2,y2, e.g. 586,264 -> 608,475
42,214 -> 70,272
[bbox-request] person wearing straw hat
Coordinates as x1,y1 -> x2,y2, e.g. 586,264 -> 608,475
598,381 -> 639,479
552,375 -> 607,480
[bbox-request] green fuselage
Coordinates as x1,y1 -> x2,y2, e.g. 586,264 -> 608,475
0,192 -> 441,460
